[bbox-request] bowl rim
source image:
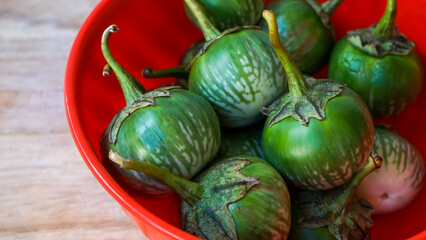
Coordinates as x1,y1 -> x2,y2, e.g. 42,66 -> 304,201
63,0 -> 199,239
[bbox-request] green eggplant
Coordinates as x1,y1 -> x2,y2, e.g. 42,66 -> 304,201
357,125 -> 425,214
328,0 -> 424,118
184,0 -> 265,32
288,154 -> 382,240
186,0 -> 287,128
99,25 -> 220,196
110,152 -> 292,240
259,0 -> 345,74
261,10 -> 374,190
216,122 -> 265,159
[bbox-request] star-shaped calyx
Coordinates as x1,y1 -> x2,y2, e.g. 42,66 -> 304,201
347,27 -> 415,57
261,77 -> 345,126
106,86 -> 182,144
347,0 -> 415,57
109,152 -> 261,240
181,157 -> 259,240
261,10 -> 345,127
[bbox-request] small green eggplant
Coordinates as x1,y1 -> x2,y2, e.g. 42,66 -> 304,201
99,25 -> 220,196
110,152 -> 292,240
259,0 -> 345,74
261,10 -> 374,190
328,0 -> 424,118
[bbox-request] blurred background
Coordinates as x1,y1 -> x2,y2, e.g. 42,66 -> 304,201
0,0 -> 147,239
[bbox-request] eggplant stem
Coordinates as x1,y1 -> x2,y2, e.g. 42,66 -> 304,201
374,0 -> 397,41
321,0 -> 345,15
109,150 -> 204,206
335,154 -> 383,214
101,25 -> 146,106
103,64 -> 112,76
184,0 -> 221,41
262,10 -> 310,98
142,65 -> 190,79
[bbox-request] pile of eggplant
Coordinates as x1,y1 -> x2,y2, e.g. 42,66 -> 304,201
99,0 -> 425,239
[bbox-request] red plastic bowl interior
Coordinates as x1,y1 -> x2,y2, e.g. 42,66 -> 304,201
65,0 -> 426,239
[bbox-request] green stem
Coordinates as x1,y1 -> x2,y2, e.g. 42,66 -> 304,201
321,0 -> 345,15
142,65 -> 190,79
184,0 -> 221,41
374,0 -> 397,41
109,150 -> 204,206
263,10 -> 310,98
335,154 -> 383,212
101,25 -> 146,106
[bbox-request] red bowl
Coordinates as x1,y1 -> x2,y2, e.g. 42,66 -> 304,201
65,0 -> 426,239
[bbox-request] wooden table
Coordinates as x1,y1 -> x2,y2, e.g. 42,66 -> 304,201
0,0 -> 148,239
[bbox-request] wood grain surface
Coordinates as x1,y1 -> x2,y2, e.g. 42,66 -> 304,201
0,0 -> 148,239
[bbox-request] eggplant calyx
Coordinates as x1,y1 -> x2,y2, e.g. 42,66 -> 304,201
105,86 -> 182,144
347,27 -> 415,57
262,77 -> 345,126
181,157 -> 259,240
262,10 -> 345,126
348,0 -> 414,56
328,198 -> 375,240
294,154 -> 383,240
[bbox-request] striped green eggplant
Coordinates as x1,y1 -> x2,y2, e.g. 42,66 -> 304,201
184,0 -> 265,32
259,0 -> 345,74
261,10 -> 374,190
357,126 -> 425,214
99,25 -> 220,196
110,153 -> 291,240
328,0 -> 424,118
185,0 -> 287,128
